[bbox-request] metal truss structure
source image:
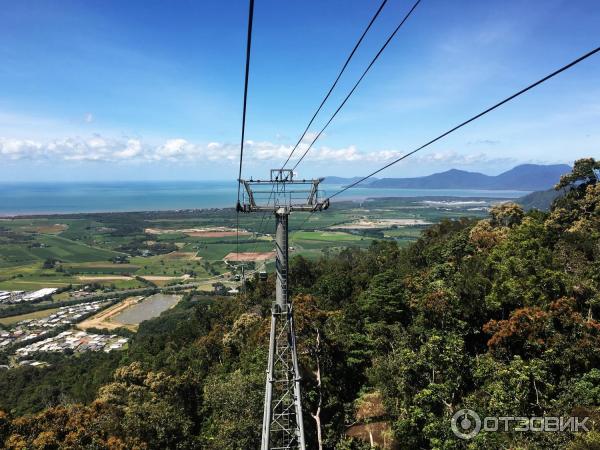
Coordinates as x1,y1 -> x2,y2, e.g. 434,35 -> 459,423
238,169 -> 328,450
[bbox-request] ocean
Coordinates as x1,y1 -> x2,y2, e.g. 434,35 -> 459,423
0,181 -> 530,216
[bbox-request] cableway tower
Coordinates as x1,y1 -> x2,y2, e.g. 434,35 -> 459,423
237,169 -> 329,450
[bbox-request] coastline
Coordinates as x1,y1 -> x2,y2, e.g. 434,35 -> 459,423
0,194 -> 525,219
0,180 -> 530,218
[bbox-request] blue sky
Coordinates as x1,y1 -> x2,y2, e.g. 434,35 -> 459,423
0,0 -> 598,181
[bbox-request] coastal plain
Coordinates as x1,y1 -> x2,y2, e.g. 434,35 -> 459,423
0,197 -> 500,293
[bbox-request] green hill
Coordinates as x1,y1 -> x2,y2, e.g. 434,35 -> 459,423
518,188 -> 562,210
368,163 -> 571,190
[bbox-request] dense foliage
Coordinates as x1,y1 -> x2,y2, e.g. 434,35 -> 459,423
0,159 -> 599,449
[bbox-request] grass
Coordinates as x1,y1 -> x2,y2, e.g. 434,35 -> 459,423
0,234 -> 123,267
86,279 -> 146,290
0,307 -> 61,326
0,245 -> 42,267
290,230 -> 363,242
53,292 -> 71,301
0,263 -> 78,291
183,241 -> 274,261
0,275 -> 145,295
383,228 -> 419,237
382,228 -> 424,243
64,263 -> 140,275
0,263 -> 43,278
32,235 -> 122,263
152,233 -> 187,241
131,255 -> 209,277
0,278 -> 75,291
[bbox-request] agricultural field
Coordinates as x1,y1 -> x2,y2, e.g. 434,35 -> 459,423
0,307 -> 61,326
63,262 -> 141,274
0,196 -> 503,296
286,230 -> 371,259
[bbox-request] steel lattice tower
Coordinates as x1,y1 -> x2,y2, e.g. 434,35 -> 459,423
238,169 -> 329,450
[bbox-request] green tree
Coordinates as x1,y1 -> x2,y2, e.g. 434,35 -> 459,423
201,370 -> 263,449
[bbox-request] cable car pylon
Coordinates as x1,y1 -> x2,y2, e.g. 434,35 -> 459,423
238,169 -> 329,450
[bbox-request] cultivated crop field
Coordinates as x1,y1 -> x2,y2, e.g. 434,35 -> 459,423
0,197 -> 502,295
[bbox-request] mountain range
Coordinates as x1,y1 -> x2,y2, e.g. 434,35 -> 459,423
324,164 -> 570,191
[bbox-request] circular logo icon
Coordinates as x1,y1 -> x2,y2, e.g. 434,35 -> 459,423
451,409 -> 481,439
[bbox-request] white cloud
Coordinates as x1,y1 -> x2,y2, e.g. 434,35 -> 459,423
0,138 -> 43,160
84,112 -> 94,123
114,139 -> 142,159
155,138 -> 190,159
86,135 -> 106,149
0,134 -> 520,170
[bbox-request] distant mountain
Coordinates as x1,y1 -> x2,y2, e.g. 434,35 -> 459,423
369,169 -> 489,189
488,164 -> 571,190
366,164 -> 571,191
518,188 -> 563,211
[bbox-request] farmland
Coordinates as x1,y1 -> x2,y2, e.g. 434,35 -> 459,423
0,196 -> 503,306
0,307 -> 61,326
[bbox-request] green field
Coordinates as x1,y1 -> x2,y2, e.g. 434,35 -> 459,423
63,263 -> 140,275
0,196 -> 500,297
0,307 -> 61,326
290,231 -> 363,242
0,234 -> 122,268
33,235 -> 122,262
194,241 -> 274,261
131,254 -> 209,277
0,279 -> 73,291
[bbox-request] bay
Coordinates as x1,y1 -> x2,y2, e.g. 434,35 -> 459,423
0,181 -> 530,216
